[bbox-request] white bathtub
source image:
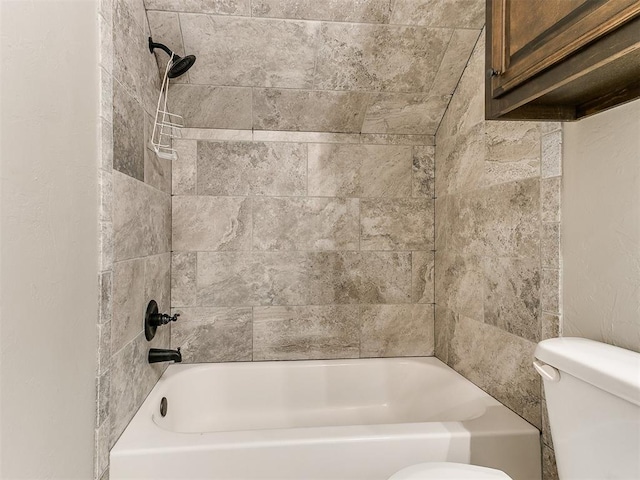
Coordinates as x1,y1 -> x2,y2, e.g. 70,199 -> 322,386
110,358 -> 541,480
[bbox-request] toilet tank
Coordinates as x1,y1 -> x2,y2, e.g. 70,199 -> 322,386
534,338 -> 640,480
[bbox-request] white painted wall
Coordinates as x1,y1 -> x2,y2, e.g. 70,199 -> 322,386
563,99 -> 640,353
0,0 -> 99,477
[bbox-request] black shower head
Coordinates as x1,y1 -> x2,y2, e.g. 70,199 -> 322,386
148,37 -> 196,78
167,54 -> 196,78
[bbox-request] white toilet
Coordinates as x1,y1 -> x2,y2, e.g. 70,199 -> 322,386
388,337 -> 640,479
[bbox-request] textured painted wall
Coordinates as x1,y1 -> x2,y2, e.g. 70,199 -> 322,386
434,32 -> 562,480
170,129 -> 436,362
96,0 -> 171,478
0,2 -> 98,477
563,99 -> 640,354
144,0 -> 483,134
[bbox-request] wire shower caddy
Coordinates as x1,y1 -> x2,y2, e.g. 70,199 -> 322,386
150,54 -> 183,160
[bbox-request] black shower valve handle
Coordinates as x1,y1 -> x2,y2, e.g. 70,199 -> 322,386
150,312 -> 180,327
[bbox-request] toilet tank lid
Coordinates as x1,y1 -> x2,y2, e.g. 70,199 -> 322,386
535,337 -> 640,407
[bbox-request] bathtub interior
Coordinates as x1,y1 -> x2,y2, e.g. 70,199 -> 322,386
153,358 -> 491,434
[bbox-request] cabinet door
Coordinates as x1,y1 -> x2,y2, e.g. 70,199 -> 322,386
489,0 -> 640,98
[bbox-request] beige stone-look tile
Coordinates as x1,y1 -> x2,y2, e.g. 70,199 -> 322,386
252,0 -> 391,23
435,252 -> 483,322
99,170 -> 113,223
543,445 -> 559,480
362,93 -> 451,135
100,0 -> 113,24
113,171 -> 171,261
113,0 -> 144,102
361,304 -> 434,357
99,272 -> 113,325
390,0 -> 485,28
361,198 -> 433,250
96,371 -> 111,428
171,307 -> 252,362
172,252 -> 197,307
541,268 -> 560,314
144,150 -> 172,194
253,197 -> 359,251
97,322 -> 112,375
448,315 -> 542,428
252,89 -> 369,133
197,141 -> 306,196
95,420 -> 110,479
483,256 -> 540,342
168,85 -> 253,129
541,177 -> 561,223
314,23 -> 451,93
100,221 -> 114,272
100,118 -> 114,171
253,305 -> 360,360
540,122 -> 561,135
144,253 -> 171,315
434,305 -> 456,364
173,196 -> 251,251
146,10 -> 187,83
111,258 -> 145,354
412,146 -> 435,198
110,331 -> 169,446
412,251 -> 435,303
483,121 -> 541,187
541,313 -> 560,340
541,392 -> 554,448
99,68 -> 113,122
542,130 -> 563,178
360,134 -> 435,146
181,14 -> 318,88
435,123 -> 485,197
145,0 -> 250,15
308,144 -> 412,197
181,129 -> 253,141
434,195 -> 449,251
542,223 -> 560,268
481,178 -> 541,258
430,29 -> 481,96
113,80 -> 144,181
196,251 -> 411,306
253,130 -> 361,144
444,192 -> 486,256
172,139 -> 197,195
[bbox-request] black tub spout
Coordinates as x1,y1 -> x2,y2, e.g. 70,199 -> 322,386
148,348 -> 182,364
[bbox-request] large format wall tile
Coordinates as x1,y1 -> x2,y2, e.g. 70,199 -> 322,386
171,307 -> 252,362
196,252 -> 411,306
483,256 -> 540,342
146,10 -> 187,83
362,93 -> 451,135
360,304 -> 434,357
113,171 -> 171,261
113,81 -> 144,181
314,23 -> 451,93
171,252 -> 197,307
447,315 -> 541,428
435,252 -> 483,322
430,29 -> 481,96
308,144 -> 412,197
180,14 -> 319,88
253,305 -> 360,360
412,146 -> 435,198
168,85 -> 252,129
111,258 -> 145,353
252,0 -> 391,23
253,197 -> 359,251
173,196 -> 251,251
145,0 -> 250,15
197,141 -> 306,196
360,198 -> 434,250
412,251 -> 435,303
252,89 -> 370,133
390,0 -> 485,28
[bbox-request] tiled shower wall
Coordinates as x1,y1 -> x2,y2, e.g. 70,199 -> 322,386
170,130 -> 436,362
96,0 -> 171,478
434,32 -> 562,480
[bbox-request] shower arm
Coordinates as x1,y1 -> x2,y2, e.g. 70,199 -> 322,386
149,37 -> 174,58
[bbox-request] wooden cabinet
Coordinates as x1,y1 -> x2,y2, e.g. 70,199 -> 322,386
486,0 -> 640,121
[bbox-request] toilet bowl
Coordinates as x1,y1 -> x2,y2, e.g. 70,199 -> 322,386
388,462 -> 512,480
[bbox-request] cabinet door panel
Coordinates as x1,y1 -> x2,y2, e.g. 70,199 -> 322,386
490,0 -> 640,97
